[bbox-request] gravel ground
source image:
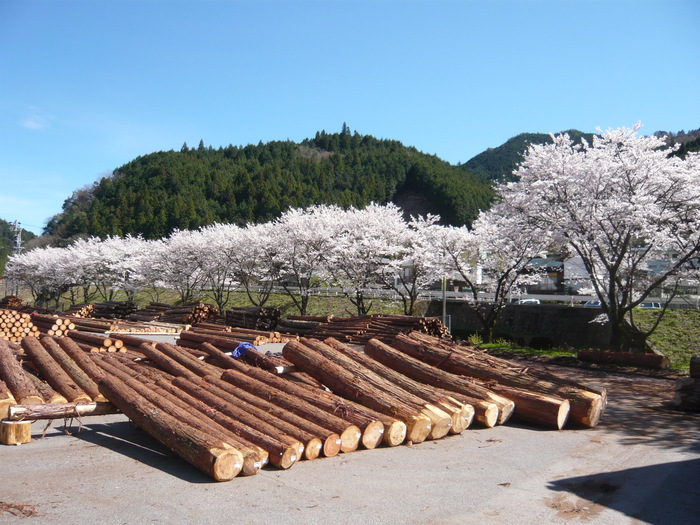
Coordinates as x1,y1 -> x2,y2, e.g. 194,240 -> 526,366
1,361 -> 698,525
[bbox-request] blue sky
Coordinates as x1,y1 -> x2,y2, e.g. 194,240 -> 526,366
1,0 -> 699,235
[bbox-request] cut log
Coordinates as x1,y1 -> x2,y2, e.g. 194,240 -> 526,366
231,363 -> 386,449
363,338 -> 512,427
56,337 -> 106,382
96,357 -> 264,476
39,336 -> 105,401
25,373 -> 68,404
394,333 -> 604,428
195,375 -> 326,460
98,375 -> 243,481
198,342 -> 404,447
170,377 -> 300,469
297,337 -> 454,440
9,401 -> 118,420
20,337 -> 92,403
0,339 -> 43,404
219,367 -> 362,453
282,339 -> 432,444
321,338 -> 470,437
136,343 -> 200,380
577,348 -> 670,369
0,380 -> 16,419
1,419 -> 32,445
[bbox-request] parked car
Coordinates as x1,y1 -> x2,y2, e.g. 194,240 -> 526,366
584,300 -> 602,307
639,302 -> 661,309
517,298 -> 541,304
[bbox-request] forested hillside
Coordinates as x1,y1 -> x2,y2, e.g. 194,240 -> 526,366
44,128 -> 494,240
462,130 -> 596,183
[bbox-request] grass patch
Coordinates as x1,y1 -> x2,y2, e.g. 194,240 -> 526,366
632,309 -> 700,371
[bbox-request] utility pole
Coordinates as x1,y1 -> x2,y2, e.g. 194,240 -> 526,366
7,221 -> 23,296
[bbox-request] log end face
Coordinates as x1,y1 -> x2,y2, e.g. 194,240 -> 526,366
211,446 -> 244,481
360,420 -> 385,450
304,438 -> 323,460
339,425 -> 362,453
383,420 -> 407,447
322,433 -> 342,457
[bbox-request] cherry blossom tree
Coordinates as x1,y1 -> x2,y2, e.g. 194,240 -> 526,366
426,205 -> 549,342
228,222 -> 276,307
375,213 -> 443,316
503,123 -> 700,351
266,206 -> 339,315
196,223 -> 242,311
151,230 -> 208,304
326,203 -> 402,315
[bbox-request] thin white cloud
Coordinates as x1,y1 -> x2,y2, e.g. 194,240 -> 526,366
19,107 -> 54,131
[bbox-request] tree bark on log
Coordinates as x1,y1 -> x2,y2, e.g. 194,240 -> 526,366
577,348 -> 670,369
0,339 -> 43,405
393,333 -> 604,428
297,338 -> 454,440
322,338 -> 472,436
98,375 -> 244,481
195,374 -> 326,460
232,363 -> 387,449
219,367 -> 362,453
170,377 -> 301,469
153,343 -> 223,378
136,343 -> 200,381
25,373 -> 67,404
282,340 -> 432,444
20,337 -> 92,403
363,338 -> 514,427
198,342 -> 405,447
95,356 -> 261,476
408,331 -> 607,409
39,336 -> 105,401
56,337 -> 106,382
9,401 -> 118,420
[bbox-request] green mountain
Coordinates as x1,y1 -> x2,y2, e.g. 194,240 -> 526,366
462,130 -> 596,183
44,129 -> 495,240
0,219 -> 36,278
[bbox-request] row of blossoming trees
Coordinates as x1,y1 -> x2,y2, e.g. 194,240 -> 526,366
7,124 -> 700,350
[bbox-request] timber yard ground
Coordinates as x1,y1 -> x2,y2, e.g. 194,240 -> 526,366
1,348 -> 698,525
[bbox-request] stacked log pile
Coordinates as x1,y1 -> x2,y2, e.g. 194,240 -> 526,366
179,327 -> 298,348
0,309 -> 41,342
225,307 -> 281,330
1,325 -> 608,481
304,314 -> 450,344
0,296 -> 25,309
391,332 -> 606,428
675,355 -> 700,411
128,302 -> 219,324
63,301 -> 138,319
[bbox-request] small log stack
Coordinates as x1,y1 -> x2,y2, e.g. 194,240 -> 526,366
0,309 -> 40,342
305,314 -> 450,344
225,307 -> 281,330
30,314 -> 77,336
128,302 -> 219,324
0,296 -> 25,309
675,355 -> 700,411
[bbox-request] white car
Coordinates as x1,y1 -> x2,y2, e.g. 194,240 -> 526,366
516,298 -> 541,304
